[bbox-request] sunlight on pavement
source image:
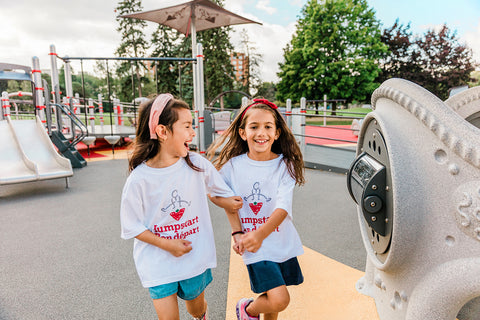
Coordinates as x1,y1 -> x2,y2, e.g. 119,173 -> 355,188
226,243 -> 379,320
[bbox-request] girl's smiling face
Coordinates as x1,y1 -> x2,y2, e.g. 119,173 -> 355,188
239,108 -> 280,161
161,108 -> 195,159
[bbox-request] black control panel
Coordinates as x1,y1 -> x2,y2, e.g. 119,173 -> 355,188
348,153 -> 387,236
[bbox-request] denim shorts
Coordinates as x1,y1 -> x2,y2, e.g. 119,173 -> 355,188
246,257 -> 304,294
148,269 -> 212,301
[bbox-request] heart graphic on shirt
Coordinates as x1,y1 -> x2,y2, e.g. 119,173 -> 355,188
170,208 -> 185,221
249,202 -> 263,215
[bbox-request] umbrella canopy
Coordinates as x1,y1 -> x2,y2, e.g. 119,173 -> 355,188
120,0 -> 261,36
120,0 -> 262,153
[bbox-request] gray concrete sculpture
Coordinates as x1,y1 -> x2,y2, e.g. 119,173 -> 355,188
445,85 -> 480,129
347,78 -> 480,319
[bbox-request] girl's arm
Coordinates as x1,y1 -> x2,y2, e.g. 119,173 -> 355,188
208,195 -> 243,232
224,209 -> 246,255
135,230 -> 192,257
241,208 -> 288,253
209,195 -> 245,255
209,195 -> 243,212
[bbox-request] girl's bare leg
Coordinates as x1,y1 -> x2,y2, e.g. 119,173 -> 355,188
152,293 -> 180,320
185,291 -> 207,319
264,312 -> 279,320
246,285 -> 290,317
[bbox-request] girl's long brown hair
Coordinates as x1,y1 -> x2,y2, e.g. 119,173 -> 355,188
206,102 -> 305,185
128,96 -> 201,172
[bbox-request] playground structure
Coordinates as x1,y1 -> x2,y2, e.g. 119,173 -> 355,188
0,43 -> 208,172
0,62 -> 72,187
0,41 -> 365,185
48,42 -> 364,158
48,44 -> 201,145
347,78 -> 480,319
1,47 -> 365,173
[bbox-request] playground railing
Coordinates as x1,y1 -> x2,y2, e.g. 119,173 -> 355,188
49,103 -> 87,148
205,101 -> 370,172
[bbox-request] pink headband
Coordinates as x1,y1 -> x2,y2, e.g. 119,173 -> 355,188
149,93 -> 173,139
240,98 -> 278,121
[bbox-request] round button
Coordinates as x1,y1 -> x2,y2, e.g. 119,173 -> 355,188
363,195 -> 382,214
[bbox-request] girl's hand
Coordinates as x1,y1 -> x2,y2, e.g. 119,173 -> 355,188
135,230 -> 192,257
232,233 -> 245,255
226,196 -> 243,212
241,231 -> 264,253
165,239 -> 192,257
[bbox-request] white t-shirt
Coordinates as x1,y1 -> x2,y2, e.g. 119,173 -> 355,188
220,153 -> 304,265
120,152 -> 234,288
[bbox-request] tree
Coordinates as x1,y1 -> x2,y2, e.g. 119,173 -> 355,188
58,66 -> 104,100
377,20 -> 422,84
144,0 -> 234,105
170,35 -> 195,104
112,0 -> 235,105
198,26 -> 235,104
415,25 -> 475,100
93,61 -> 117,103
237,28 -> 263,96
150,25 -> 183,96
379,23 -> 476,100
469,70 -> 480,87
277,0 -> 387,104
115,0 -> 150,100
256,82 -> 277,101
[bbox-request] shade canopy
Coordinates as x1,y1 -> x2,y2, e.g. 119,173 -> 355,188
119,0 -> 262,151
120,0 -> 261,36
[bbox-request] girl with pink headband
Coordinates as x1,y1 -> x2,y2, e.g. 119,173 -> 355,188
120,94 -> 243,320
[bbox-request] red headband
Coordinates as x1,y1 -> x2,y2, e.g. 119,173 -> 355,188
240,98 -> 278,120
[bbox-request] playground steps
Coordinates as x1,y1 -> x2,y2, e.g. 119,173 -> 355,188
50,131 -> 87,168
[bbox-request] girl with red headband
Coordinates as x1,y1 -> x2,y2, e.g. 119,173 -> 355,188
207,99 -> 305,320
120,94 -> 242,320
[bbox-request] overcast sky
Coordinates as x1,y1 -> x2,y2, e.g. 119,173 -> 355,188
1,0 -> 479,83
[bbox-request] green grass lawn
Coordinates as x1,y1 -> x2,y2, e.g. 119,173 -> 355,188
83,113 -> 135,127
306,107 -> 371,125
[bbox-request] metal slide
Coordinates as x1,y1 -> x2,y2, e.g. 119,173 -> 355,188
0,116 -> 73,186
0,119 -> 37,184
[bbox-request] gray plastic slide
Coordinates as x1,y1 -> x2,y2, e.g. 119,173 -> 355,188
0,116 -> 73,186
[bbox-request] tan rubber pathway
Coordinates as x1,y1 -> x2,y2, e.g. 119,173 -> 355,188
226,243 -> 380,320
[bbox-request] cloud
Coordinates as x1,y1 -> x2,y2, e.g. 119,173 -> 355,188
289,0 -> 305,7
417,23 -> 445,34
0,0 -> 120,69
255,0 -> 277,15
463,20 -> 480,67
224,1 -> 296,82
1,0 -> 297,84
